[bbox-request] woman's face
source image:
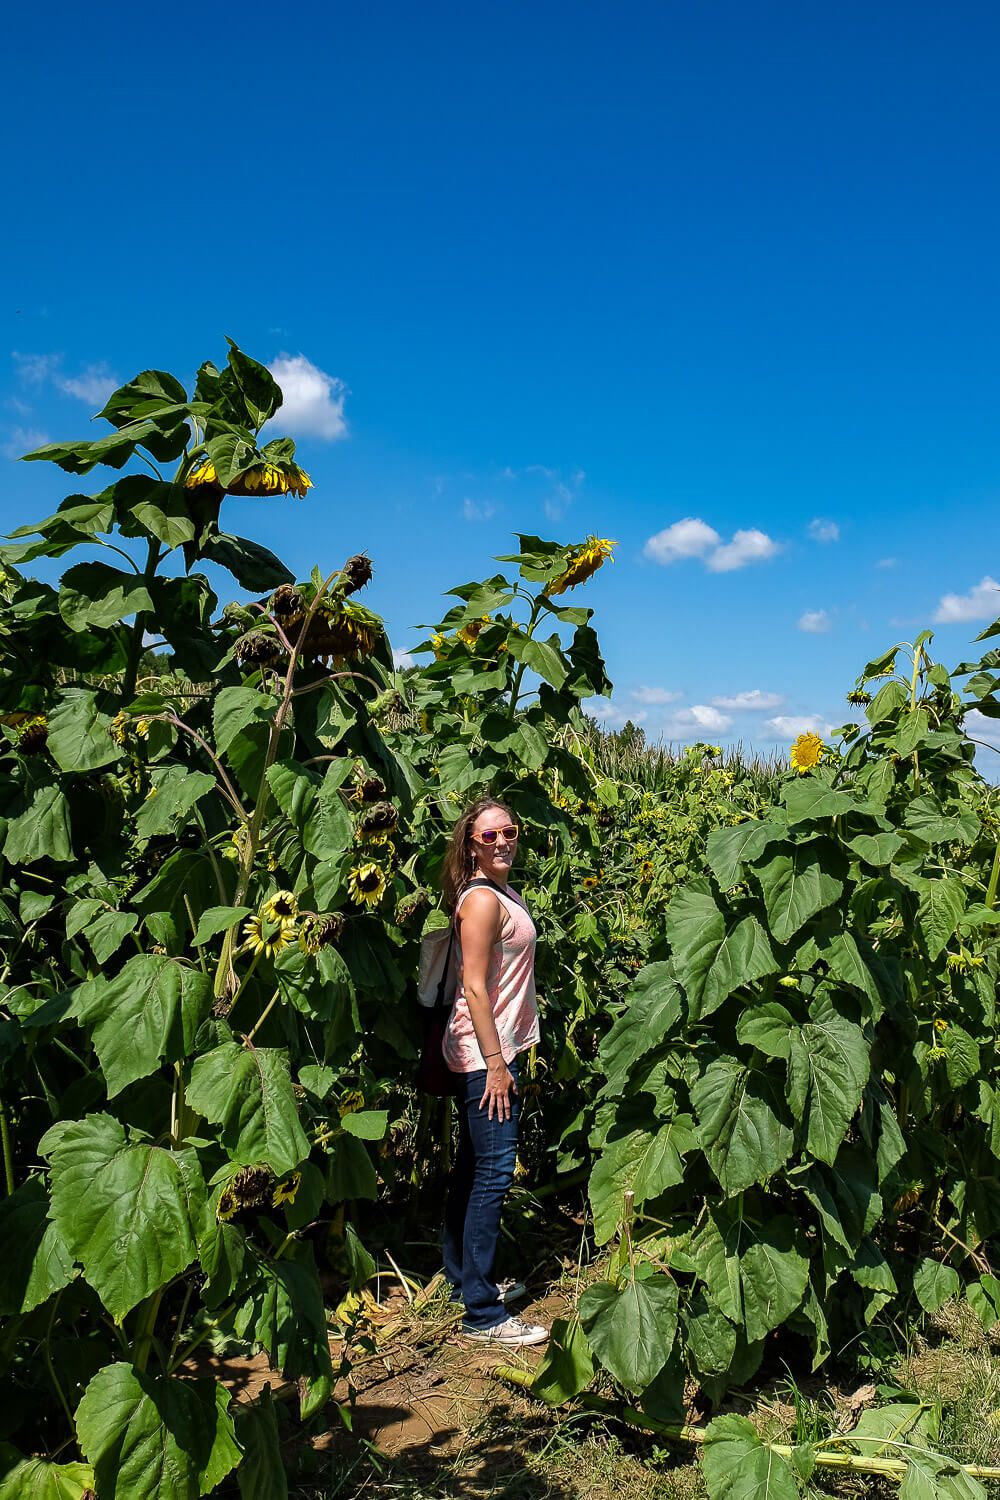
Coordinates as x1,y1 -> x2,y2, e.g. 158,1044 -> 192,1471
469,806 -> 518,883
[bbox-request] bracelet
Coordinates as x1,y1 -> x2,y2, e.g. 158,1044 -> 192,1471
482,1050 -> 502,1060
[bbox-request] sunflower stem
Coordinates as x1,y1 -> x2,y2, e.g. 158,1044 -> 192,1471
244,987 -> 281,1045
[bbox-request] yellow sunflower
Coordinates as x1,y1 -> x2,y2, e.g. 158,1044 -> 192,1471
583,875 -> 600,890
638,860 -> 655,883
227,463 -> 313,498
457,615 -> 490,647
548,537 -> 616,596
789,731 -> 824,774
263,889 -> 298,923
271,1170 -> 302,1208
216,1187 -> 239,1222
347,862 -> 388,908
185,456 -> 221,489
242,912 -> 296,958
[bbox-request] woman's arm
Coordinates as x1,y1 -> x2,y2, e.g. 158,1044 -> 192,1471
458,888 -> 517,1121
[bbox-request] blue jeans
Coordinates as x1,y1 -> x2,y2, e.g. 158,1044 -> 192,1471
442,1055 -> 519,1330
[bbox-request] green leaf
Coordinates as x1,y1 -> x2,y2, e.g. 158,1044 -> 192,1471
214,685 -> 279,755
598,964 -> 682,1096
905,798 -> 979,846
506,631 -> 569,690
667,890 -> 777,1023
193,906 -> 252,946
802,1148 -> 882,1252
692,1056 -> 793,1194
589,1117 -> 696,1245
187,1042 -> 309,1176
941,1024 -> 980,1088
76,1363 -> 240,1500
0,1459 -> 95,1500
781,780 -> 858,824
912,875 -> 967,960
706,818 -> 785,889
340,1109 -> 389,1142
22,428 -> 153,474
43,1114 -> 201,1320
578,1274 -> 678,1393
691,1210 -> 808,1340
895,706 -> 930,758
820,931 -> 882,1011
71,955 -> 212,1096
135,767 -> 216,838
0,1177 -> 75,1315
683,1291 -> 738,1376
702,1414 -> 799,1500
233,1255 -> 333,1409
58,562 -> 155,632
913,1258 -> 961,1314
531,1317 -> 595,1405
800,994 -> 870,1165
4,783 -> 73,864
226,339 -> 283,429
756,844 -> 844,944
847,830 -> 905,866
234,1387 -> 288,1500
900,1452 -> 987,1500
81,908 -> 139,964
736,1002 -> 795,1059
123,484 -> 197,550
201,533 -> 294,590
327,1133 -> 378,1202
46,688 -> 118,771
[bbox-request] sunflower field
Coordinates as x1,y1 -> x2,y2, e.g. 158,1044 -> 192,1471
3,343 -> 1000,1497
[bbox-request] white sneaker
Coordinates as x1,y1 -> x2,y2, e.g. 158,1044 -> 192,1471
463,1315 -> 549,1347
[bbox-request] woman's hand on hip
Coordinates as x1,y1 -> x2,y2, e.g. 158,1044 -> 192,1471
480,1058 -> 517,1121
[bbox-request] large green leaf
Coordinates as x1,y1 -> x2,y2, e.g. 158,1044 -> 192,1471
75,1364 -> 240,1500
531,1317 -> 595,1405
913,1258 -> 961,1314
58,562 -> 155,632
912,875 -> 967,960
234,1388 -> 288,1500
802,1148 -> 882,1253
598,963 -> 682,1096
667,889 -> 777,1023
589,1116 -> 696,1245
135,767 -> 216,838
900,1452 -> 987,1499
233,1255 -> 333,1414
702,1414 -> 799,1500
0,1176 -> 75,1314
46,688 -> 118,771
187,1042 -> 309,1176
578,1274 -> 678,1393
756,845 -> 843,944
43,1114 -> 201,1320
799,994 -> 870,1165
4,783 -> 73,863
706,817 -> 785,889
692,1056 -> 793,1194
0,1459 -> 95,1500
71,955 -> 212,1096
691,1209 -> 809,1344
506,631 -> 568,690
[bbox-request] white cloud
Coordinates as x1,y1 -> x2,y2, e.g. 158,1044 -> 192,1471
12,351 -> 59,385
462,497 -> 495,522
2,426 -> 48,460
502,463 -> 584,521
659,705 -> 733,739
707,528 -> 781,573
808,518 -> 840,543
764,714 -> 833,739
586,699 -> 646,729
798,609 -> 831,634
711,689 -> 785,711
631,686 -> 683,705
57,362 -> 117,405
392,649 -> 415,670
644,517 -> 720,564
268,354 -> 348,441
933,576 -> 1000,625
876,557 -> 897,569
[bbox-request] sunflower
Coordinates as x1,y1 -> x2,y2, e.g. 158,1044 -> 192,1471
431,632 -> 448,660
342,554 -> 373,595
457,615 -> 490,647
583,875 -> 600,890
789,731 -> 824,774
638,860 -> 655,883
227,463 -> 313,499
242,912 -> 296,957
339,1089 -> 365,1117
263,889 -> 298,923
777,975 -> 801,988
357,801 -> 398,844
348,862 -> 388,908
271,1170 -> 302,1208
16,714 -> 48,754
109,712 -> 129,747
548,537 -> 616,596
185,456 -> 222,489
846,689 -> 872,707
298,912 -> 345,955
216,1187 -> 239,1222
270,583 -> 305,626
300,601 -> 382,660
234,630 -> 285,668
353,767 -> 388,804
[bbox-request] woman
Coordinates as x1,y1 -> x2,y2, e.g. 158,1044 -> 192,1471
440,797 -> 549,1347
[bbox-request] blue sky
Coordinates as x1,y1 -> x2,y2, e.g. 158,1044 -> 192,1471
3,1 -> 1000,753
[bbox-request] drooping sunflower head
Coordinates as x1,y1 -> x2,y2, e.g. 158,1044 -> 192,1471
298,912 -> 345,955
341,553 -> 374,596
185,456 -> 221,490
456,615 -> 490,647
216,1163 -> 276,1221
395,888 -> 431,926
638,860 -> 655,883
263,889 -> 298,923
352,766 -> 388,804
271,1170 -> 301,1208
16,714 -> 48,754
347,862 -> 388,908
226,462 -> 313,499
270,583 -> 305,627
789,731 -> 824,774
846,689 -> 872,707
242,912 -> 296,958
548,537 -> 616,596
299,601 -> 383,661
234,630 -> 285,669
357,801 -> 398,843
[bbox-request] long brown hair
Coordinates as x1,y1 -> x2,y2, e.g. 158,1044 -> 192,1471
441,796 -> 515,911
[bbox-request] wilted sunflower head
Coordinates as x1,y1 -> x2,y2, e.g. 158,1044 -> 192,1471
548,537 -> 616,596
341,554 -> 374,595
271,1170 -> 301,1208
16,714 -> 48,754
270,583 -> 305,626
216,1163 -> 276,1221
846,689 -> 872,707
353,766 -> 388,803
638,860 -> 654,882
395,888 -> 431,926
226,462 -> 312,499
185,456 -> 222,490
789,731 -> 824,774
348,862 -> 388,908
299,912 -> 345,955
357,801 -> 398,842
456,615 -> 490,647
234,630 -> 285,669
299,601 -> 383,660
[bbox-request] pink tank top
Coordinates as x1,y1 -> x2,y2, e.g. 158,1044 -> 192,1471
442,882 -> 539,1073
